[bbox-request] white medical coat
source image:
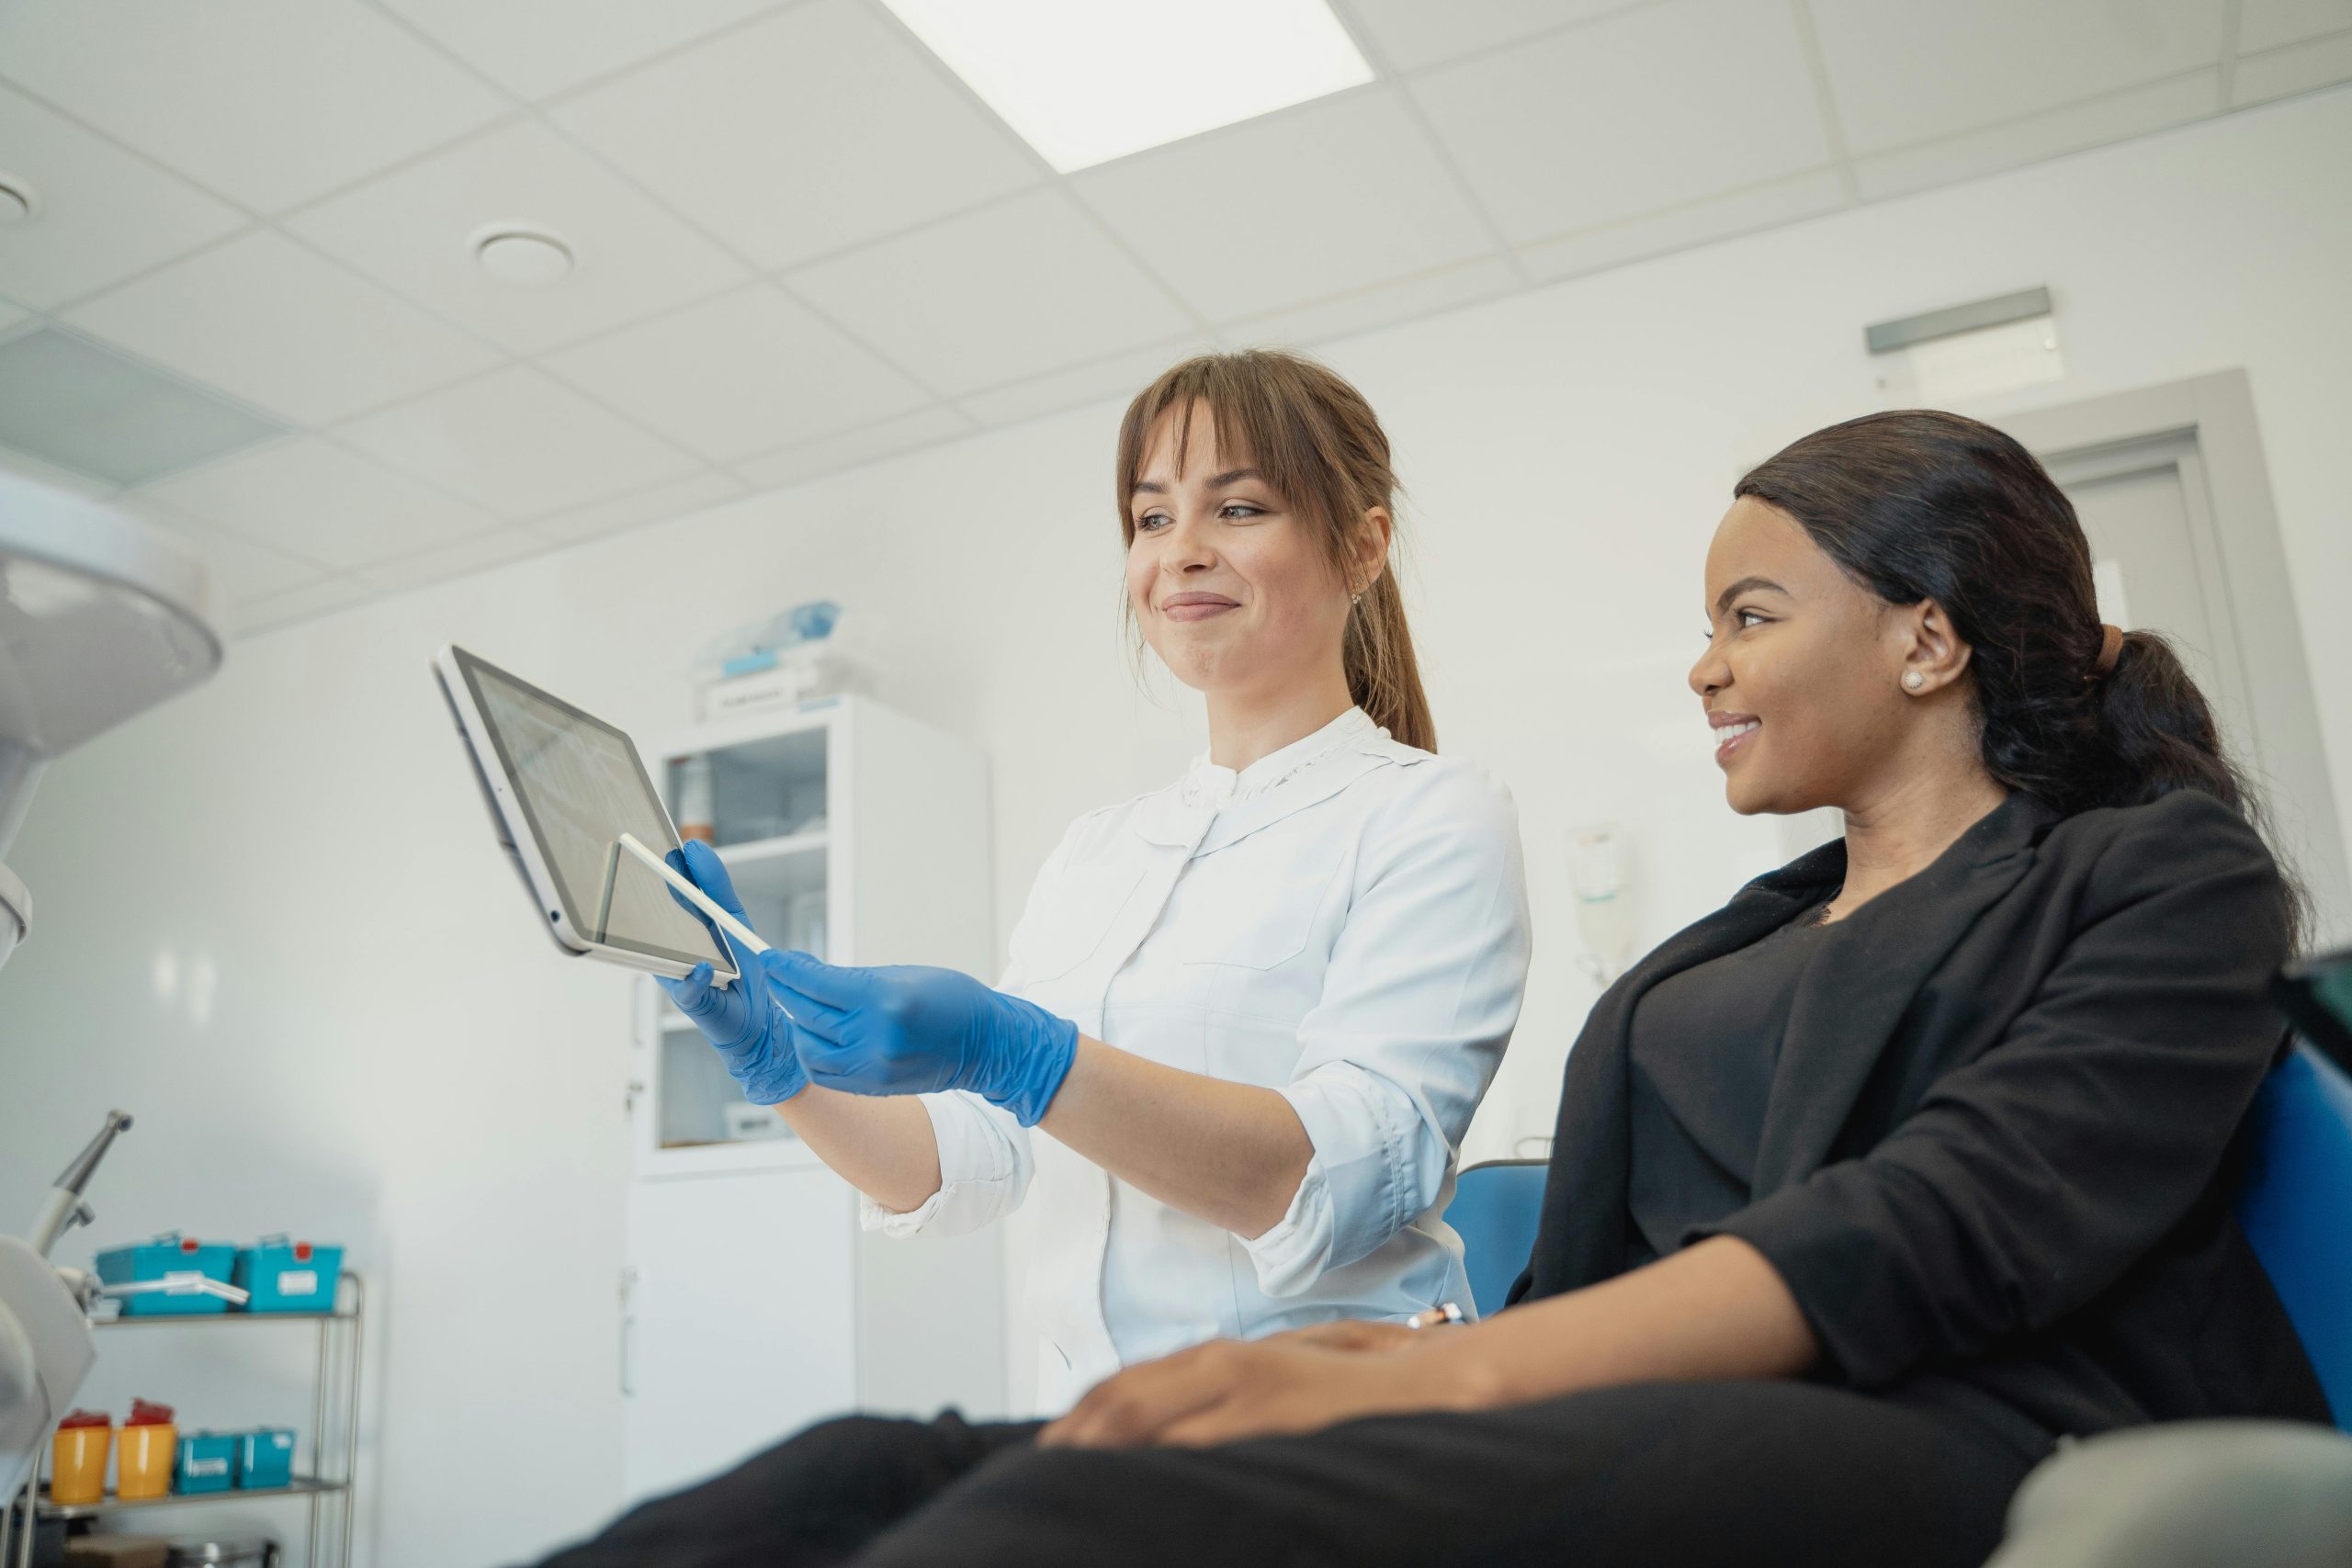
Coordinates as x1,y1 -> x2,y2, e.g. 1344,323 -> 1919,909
861,708 -> 1532,1410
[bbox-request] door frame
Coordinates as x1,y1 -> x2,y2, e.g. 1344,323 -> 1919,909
2004,370 -> 2349,941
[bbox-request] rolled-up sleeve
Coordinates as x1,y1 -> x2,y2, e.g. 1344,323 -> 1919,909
859,1090 -> 1032,1238
1245,762 -> 1532,1296
1702,795 -> 2291,1388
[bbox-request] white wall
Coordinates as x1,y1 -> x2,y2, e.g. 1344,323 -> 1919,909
5,85 -> 2348,1567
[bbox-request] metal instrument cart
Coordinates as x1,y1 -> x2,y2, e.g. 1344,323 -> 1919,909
2,1271 -> 363,1568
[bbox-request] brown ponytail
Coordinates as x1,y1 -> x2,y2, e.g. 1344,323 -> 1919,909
1114,350 -> 1436,751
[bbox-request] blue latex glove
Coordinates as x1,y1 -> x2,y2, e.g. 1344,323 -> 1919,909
760,950 -> 1079,1126
653,840 -> 806,1105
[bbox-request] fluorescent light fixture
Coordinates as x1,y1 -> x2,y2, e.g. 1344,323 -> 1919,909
879,0 -> 1374,173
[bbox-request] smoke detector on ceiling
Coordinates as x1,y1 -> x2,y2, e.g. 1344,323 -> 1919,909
471,224 -> 573,285
0,175 -> 38,225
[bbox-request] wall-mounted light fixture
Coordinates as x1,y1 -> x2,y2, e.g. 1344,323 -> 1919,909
1867,286 -> 2062,403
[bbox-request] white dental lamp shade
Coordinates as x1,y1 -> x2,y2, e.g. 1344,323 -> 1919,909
0,468 -> 220,962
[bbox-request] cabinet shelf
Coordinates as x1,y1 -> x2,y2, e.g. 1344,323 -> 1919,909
91,1309 -> 357,1329
3,1273 -> 366,1566
36,1475 -> 345,1522
711,829 -> 827,901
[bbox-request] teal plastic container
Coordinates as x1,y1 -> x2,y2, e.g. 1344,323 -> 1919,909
231,1235 -> 343,1314
94,1233 -> 238,1316
175,1431 -> 237,1494
234,1427 -> 297,1489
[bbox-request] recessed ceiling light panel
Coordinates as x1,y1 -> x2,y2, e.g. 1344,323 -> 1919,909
0,328 -> 285,487
879,0 -> 1374,173
471,224 -> 575,285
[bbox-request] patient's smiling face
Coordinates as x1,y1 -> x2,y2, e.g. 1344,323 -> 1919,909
1689,497 -> 1922,816
1125,403 -> 1363,700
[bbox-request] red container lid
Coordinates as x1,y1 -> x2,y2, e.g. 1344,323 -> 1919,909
57,1409 -> 111,1429
126,1398 -> 175,1427
293,1242 -> 313,1262
178,1236 -> 199,1253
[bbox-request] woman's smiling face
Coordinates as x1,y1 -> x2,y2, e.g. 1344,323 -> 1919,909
1125,402 -> 1370,699
1689,496 -> 1922,815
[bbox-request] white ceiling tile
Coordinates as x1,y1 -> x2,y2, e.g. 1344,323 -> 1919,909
334,365 -> 701,518
139,436 -> 503,569
2238,0 -> 2352,52
1854,72 -> 2218,199
0,0 -> 509,213
1409,0 -> 1833,243
527,470 -> 747,543
549,0 -> 1041,269
2232,26 -> 2352,101
126,502 -> 325,603
353,525 -> 548,595
734,405 -> 975,491
232,574 -> 376,637
954,337 -> 1212,430
1809,0 -> 2229,155
376,0 -> 785,101
1516,168 -> 1849,282
786,189 -> 1193,396
1338,0 -> 1645,71
286,118 -> 751,355
543,285 -> 932,461
62,230 -> 502,423
1223,255 -> 1521,350
1072,88 -> 1497,322
0,84 -> 247,309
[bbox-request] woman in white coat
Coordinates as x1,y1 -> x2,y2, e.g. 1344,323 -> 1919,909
661,349 -> 1532,1411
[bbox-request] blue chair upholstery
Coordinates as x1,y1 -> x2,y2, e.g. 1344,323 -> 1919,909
1443,1159 -> 1549,1317
2235,1043 -> 2352,1431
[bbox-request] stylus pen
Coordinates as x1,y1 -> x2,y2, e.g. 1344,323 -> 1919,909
616,832 -> 773,959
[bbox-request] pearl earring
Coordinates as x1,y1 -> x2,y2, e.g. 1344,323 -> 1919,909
1904,671 -> 1927,691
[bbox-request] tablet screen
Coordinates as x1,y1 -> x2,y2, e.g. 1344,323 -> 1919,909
458,652 -> 731,974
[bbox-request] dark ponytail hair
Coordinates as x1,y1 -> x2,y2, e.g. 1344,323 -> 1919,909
1736,412 -> 2299,925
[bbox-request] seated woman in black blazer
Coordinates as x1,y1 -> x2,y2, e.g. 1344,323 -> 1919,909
534,411 -> 2326,1568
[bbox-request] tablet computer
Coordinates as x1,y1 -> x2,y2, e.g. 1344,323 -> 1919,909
435,643 -> 736,983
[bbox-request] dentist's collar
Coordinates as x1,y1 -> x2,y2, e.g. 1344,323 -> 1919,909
1180,707 -> 1377,809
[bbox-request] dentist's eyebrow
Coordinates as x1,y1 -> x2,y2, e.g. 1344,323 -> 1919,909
1132,466 -> 1262,498
1713,576 -> 1789,615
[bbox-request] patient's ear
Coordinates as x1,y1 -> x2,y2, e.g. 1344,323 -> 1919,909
1348,506 -> 1393,596
1895,598 -> 1972,696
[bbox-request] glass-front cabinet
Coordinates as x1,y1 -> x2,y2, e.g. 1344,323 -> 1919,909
628,694 -> 992,1174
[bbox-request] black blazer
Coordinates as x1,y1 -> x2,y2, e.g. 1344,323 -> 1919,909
1510,789 -> 2329,1446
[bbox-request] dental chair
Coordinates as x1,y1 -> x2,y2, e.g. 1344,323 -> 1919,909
1985,1039 -> 2352,1567
1443,1159 -> 1548,1319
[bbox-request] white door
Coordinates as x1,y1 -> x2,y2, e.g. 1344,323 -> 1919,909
2052,434 -> 2256,756
622,1167 -> 860,1504
2016,374 -> 2349,941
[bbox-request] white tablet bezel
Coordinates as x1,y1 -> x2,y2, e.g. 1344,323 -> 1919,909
434,642 -> 738,984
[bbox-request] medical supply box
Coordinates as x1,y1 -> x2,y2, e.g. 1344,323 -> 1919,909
173,1431 -> 237,1495
233,1427 -> 296,1490
231,1235 -> 342,1313
94,1234 -> 238,1316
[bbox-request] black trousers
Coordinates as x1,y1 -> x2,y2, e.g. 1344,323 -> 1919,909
530,1381 -> 2037,1568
